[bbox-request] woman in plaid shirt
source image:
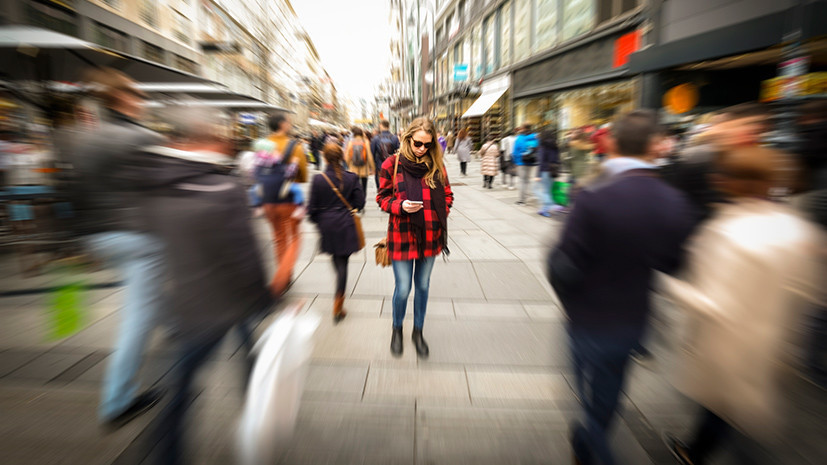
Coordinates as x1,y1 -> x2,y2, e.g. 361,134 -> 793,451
377,118 -> 454,358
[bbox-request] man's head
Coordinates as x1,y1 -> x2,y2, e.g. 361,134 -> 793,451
713,146 -> 790,199
713,102 -> 770,149
521,124 -> 532,134
380,119 -> 390,131
268,111 -> 291,135
157,104 -> 232,153
85,68 -> 147,120
610,109 -> 660,159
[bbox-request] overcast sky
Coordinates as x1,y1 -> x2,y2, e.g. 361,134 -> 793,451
292,0 -> 392,103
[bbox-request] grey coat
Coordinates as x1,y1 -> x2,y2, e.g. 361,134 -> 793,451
456,138 -> 473,163
70,112 -> 164,234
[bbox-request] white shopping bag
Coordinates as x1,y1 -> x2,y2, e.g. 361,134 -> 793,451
236,306 -> 320,465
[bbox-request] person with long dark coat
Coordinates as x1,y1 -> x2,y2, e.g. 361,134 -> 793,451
308,143 -> 366,322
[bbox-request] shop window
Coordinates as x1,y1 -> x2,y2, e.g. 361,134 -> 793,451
514,0 -> 531,62
562,0 -> 595,41
26,1 -> 78,37
500,1 -> 512,67
142,41 -> 165,64
535,0 -> 559,52
93,21 -> 127,52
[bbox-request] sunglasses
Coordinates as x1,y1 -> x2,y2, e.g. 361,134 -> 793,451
412,139 -> 434,149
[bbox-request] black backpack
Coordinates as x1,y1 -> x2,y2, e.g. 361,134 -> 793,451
254,138 -> 300,203
521,146 -> 538,165
376,135 -> 393,164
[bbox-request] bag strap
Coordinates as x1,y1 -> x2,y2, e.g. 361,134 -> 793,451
320,173 -> 355,212
283,138 -> 300,165
392,154 -> 399,195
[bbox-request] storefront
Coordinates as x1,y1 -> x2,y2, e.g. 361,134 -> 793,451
461,75 -> 510,146
511,26 -> 641,131
513,79 -> 636,130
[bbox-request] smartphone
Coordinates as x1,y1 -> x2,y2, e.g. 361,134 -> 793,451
407,200 -> 423,205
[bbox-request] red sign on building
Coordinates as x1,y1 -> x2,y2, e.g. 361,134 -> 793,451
613,31 -> 641,68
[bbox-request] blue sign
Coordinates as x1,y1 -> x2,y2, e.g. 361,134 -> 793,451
239,113 -> 257,125
453,64 -> 469,82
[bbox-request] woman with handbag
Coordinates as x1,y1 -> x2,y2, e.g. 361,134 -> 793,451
308,143 -> 366,323
376,117 -> 454,358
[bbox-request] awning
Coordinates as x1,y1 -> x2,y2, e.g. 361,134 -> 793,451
0,25 -> 210,84
461,87 -> 507,118
136,82 -> 266,104
146,100 -> 285,111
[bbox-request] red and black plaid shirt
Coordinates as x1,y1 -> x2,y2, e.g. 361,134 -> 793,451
376,155 -> 454,261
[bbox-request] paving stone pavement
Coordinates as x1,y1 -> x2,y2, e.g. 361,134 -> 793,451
1,156 -> 824,465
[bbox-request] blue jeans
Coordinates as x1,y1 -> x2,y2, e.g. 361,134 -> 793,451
87,231 -> 165,421
568,326 -> 638,465
391,256 -> 436,329
534,171 -> 555,212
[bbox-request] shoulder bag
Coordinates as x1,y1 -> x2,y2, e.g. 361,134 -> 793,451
373,155 -> 399,267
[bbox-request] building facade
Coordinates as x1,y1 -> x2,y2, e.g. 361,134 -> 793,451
0,0 -> 343,134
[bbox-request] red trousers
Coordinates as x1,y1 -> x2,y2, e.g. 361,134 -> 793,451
263,203 -> 301,296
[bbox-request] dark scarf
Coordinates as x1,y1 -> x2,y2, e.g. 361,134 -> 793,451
400,154 -> 449,256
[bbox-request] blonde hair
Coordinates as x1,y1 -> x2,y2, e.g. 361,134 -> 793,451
399,117 -> 445,188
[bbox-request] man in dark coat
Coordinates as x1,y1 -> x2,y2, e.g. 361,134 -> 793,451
548,110 -> 695,465
370,119 -> 400,189
136,105 -> 272,465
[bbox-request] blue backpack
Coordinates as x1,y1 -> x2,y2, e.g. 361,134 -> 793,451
253,138 -> 300,204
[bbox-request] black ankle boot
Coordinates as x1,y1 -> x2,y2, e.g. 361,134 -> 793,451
390,327 -> 403,357
411,328 -> 429,358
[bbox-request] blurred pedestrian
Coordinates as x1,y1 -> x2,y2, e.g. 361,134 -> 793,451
446,129 -> 455,154
661,103 -> 770,225
500,129 -> 517,189
455,127 -> 472,176
343,127 -> 374,210
568,129 -> 593,186
138,104 -> 272,465
479,133 -> 500,189
253,111 -> 309,297
377,117 -> 453,358
548,110 -> 695,465
535,128 -> 561,216
371,120 -> 400,189
72,68 -> 166,429
661,146 -> 825,465
437,130 -> 447,153
308,143 -> 366,323
513,123 -> 539,205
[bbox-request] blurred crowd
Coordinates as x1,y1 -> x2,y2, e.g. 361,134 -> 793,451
0,65 -> 825,465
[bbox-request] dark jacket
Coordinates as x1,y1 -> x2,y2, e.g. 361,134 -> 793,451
537,139 -> 560,174
370,131 -> 400,166
660,143 -> 725,226
308,167 -> 366,256
139,146 -> 272,344
548,169 -> 694,338
70,112 -> 164,234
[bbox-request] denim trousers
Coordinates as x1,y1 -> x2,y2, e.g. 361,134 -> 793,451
568,326 -> 638,465
391,256 -> 436,329
534,171 -> 555,212
87,231 -> 165,421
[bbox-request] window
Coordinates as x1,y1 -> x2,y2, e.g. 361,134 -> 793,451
483,13 -> 497,75
92,21 -> 127,51
436,26 -> 444,45
535,0 -> 558,52
500,1 -> 512,66
562,0 -> 594,41
102,0 -> 120,8
598,0 -> 638,24
173,12 -> 191,45
471,24 -> 481,79
514,0 -> 531,62
142,41 -> 165,64
175,55 -> 198,74
139,0 -> 158,28
446,12 -> 457,38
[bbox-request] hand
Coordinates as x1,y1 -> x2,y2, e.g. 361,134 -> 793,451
402,200 -> 424,213
533,177 -> 541,182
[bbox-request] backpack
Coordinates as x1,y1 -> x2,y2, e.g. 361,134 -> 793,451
521,146 -> 538,165
350,141 -> 367,167
254,138 -> 300,204
376,135 -> 393,164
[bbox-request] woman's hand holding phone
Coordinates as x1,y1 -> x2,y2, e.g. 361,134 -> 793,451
402,200 -> 424,213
